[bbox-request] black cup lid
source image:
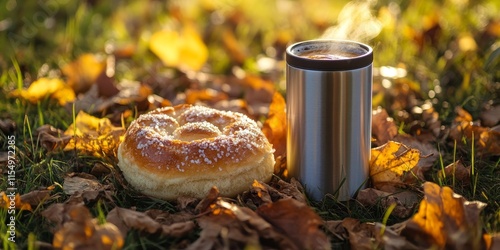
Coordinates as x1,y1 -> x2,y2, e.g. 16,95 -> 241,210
286,40 -> 373,71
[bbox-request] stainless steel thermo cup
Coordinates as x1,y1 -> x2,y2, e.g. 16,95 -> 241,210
286,39 -> 373,201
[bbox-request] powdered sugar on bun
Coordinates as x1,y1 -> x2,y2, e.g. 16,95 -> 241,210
117,104 -> 275,200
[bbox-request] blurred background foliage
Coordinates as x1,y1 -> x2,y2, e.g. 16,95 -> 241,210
0,0 -> 499,112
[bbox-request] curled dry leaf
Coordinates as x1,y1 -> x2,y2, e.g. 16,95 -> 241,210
63,111 -> 125,157
242,179 -> 307,208
257,198 -> 331,250
35,125 -> 71,151
374,222 -> 421,250
341,218 -> 377,250
189,199 -> 296,250
371,107 -> 398,146
369,141 -> 421,192
356,188 -> 419,218
195,186 -> 220,213
62,174 -> 114,203
438,160 -> 471,185
20,189 -> 52,207
450,106 -> 500,156
106,207 -> 195,238
262,91 -> 287,158
50,204 -> 123,250
400,182 -> 487,249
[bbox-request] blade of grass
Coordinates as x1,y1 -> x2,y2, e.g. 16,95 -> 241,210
379,203 -> 397,236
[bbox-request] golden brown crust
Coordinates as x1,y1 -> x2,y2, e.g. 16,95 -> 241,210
117,104 -> 275,200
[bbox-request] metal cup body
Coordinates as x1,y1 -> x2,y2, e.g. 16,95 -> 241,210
286,40 -> 373,201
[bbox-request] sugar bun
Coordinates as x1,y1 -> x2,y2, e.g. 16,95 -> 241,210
117,104 -> 275,200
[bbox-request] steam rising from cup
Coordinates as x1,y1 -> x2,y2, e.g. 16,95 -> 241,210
320,0 -> 382,43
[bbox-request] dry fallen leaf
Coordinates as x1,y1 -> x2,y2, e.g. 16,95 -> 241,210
0,119 -> 16,134
189,199 -> 297,250
450,106 -> 500,156
20,189 -> 52,207
50,204 -> 123,250
1,192 -> 32,211
62,53 -> 106,94
185,88 -> 228,105
372,107 -> 398,146
392,134 -> 438,176
262,91 -> 287,158
342,217 -> 377,250
149,23 -> 208,71
438,160 -> 471,185
480,105 -> 500,127
257,198 -> 331,250
106,207 -> 195,238
35,125 -> 71,151
62,174 -> 114,203
356,188 -> 419,218
400,182 -> 487,249
63,111 -> 125,157
10,77 -> 76,105
370,141 -> 421,192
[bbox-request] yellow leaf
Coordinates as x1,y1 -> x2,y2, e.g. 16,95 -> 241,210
10,78 -> 75,105
62,53 -> 106,94
369,141 -> 420,191
403,182 -> 486,249
1,192 -> 32,211
149,23 -> 208,71
262,92 -> 286,158
64,111 -> 125,157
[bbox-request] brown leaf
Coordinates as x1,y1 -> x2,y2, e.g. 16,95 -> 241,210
195,186 -> 220,213
356,188 -> 419,218
62,174 -> 114,203
0,118 -> 16,134
369,141 -> 422,192
438,160 -> 471,185
242,75 -> 276,115
249,180 -> 273,204
35,125 -> 71,151
401,182 -> 487,249
189,199 -> 296,250
342,218 -> 377,250
480,105 -> 500,127
450,107 -> 500,156
107,207 -> 160,236
262,91 -> 287,158
372,107 -> 398,146
20,189 -> 52,207
257,198 -> 331,250
324,220 -> 348,242
107,207 -> 195,239
374,222 -> 422,250
51,204 -> 123,250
